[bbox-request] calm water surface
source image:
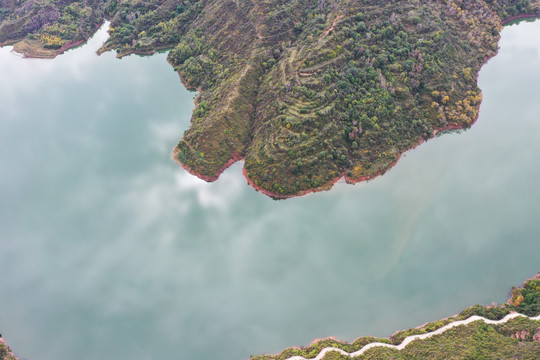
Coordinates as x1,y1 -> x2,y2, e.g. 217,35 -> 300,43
1,20 -> 540,360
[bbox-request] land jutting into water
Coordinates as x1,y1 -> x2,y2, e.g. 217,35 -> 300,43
1,0 -> 539,198
253,273 -> 540,360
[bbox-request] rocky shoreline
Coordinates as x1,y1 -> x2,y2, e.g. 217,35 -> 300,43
501,13 -> 540,25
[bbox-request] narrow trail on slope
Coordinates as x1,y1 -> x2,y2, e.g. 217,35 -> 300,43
282,312 -> 540,360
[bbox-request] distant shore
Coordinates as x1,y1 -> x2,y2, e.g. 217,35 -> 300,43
7,21 -> 104,59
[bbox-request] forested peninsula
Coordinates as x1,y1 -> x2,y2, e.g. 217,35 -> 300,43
1,0 -> 539,198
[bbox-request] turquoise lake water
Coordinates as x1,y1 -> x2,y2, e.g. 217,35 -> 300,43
0,20 -> 539,360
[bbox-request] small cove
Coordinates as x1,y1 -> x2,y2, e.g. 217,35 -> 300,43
0,20 -> 540,360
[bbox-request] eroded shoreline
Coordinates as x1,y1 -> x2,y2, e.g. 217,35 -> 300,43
176,113 -> 478,200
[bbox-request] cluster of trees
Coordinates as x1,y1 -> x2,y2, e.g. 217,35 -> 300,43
508,276 -> 540,316
101,0 -> 203,54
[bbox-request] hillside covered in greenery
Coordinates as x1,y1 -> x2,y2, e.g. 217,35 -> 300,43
1,0 -> 539,197
253,274 -> 540,359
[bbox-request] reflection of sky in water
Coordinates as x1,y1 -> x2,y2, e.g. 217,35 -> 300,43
0,20 -> 540,360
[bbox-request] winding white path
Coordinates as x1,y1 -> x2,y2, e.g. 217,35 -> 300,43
283,312 -> 540,360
